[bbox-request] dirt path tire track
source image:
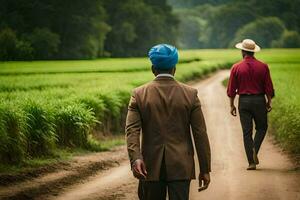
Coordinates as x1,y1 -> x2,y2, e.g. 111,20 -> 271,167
44,162 -> 138,200
0,146 -> 128,200
0,162 -> 71,187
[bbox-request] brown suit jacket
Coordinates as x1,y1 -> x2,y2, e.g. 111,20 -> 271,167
125,76 -> 211,181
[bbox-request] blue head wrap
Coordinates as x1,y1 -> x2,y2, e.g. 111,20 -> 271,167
148,44 -> 178,70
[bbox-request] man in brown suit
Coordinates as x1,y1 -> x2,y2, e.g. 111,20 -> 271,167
125,44 -> 211,200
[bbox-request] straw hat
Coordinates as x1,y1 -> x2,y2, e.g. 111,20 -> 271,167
235,39 -> 261,52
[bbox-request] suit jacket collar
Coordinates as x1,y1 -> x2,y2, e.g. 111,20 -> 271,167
154,73 -> 175,81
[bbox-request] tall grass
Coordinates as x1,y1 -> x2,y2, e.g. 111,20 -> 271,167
97,92 -> 123,134
22,101 -> 57,157
54,104 -> 97,148
267,63 -> 300,154
76,95 -> 105,122
0,105 -> 25,164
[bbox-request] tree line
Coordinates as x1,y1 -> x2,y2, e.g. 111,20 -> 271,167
1,0 -> 299,60
170,0 -> 300,49
0,0 -> 178,60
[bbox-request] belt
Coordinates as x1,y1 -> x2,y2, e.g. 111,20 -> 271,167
239,93 -> 265,97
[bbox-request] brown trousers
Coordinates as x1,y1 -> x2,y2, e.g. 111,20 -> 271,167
138,154 -> 191,200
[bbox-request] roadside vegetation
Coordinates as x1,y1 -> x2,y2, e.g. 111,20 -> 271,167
266,63 -> 300,154
0,50 -> 236,168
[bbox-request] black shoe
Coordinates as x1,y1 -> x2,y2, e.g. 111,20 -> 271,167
247,164 -> 256,170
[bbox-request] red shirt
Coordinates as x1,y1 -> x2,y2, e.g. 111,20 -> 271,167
227,56 -> 274,98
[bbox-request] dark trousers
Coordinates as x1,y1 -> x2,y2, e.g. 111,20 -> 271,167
138,155 -> 191,200
238,95 -> 268,165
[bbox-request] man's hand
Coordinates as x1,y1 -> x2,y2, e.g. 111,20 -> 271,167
266,101 -> 272,112
198,173 -> 210,192
230,105 -> 237,116
132,159 -> 147,179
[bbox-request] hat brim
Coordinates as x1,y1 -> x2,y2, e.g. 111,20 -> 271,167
235,43 -> 261,52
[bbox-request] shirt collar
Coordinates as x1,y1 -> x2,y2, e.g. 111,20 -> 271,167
156,73 -> 174,79
244,55 -> 256,60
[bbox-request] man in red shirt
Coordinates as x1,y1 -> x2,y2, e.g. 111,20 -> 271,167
227,39 -> 274,170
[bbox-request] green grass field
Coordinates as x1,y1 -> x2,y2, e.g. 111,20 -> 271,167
266,62 -> 300,154
0,49 -> 299,166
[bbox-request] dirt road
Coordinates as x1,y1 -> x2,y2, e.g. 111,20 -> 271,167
189,70 -> 300,200
1,70 -> 299,200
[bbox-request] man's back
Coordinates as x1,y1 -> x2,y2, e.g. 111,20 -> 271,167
126,76 -> 211,181
135,76 -> 196,147
227,56 -> 274,97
